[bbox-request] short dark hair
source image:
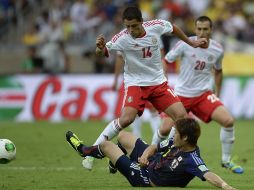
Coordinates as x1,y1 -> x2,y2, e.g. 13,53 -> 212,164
195,16 -> 213,28
175,118 -> 201,146
122,6 -> 142,22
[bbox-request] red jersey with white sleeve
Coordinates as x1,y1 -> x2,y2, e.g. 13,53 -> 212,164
165,36 -> 224,97
105,19 -> 173,87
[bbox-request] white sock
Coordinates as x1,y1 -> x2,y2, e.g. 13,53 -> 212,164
131,117 -> 142,138
148,112 -> 161,134
94,119 -> 122,145
220,127 -> 235,163
151,129 -> 167,144
168,126 -> 176,141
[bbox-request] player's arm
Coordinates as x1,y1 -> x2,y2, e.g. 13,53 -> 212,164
213,51 -> 224,97
204,171 -> 237,190
138,144 -> 157,167
214,69 -> 223,97
172,24 -> 207,48
138,138 -> 173,167
96,34 -> 107,56
160,48 -> 168,78
158,37 -> 168,77
162,57 -> 168,78
112,53 -> 124,91
163,40 -> 183,76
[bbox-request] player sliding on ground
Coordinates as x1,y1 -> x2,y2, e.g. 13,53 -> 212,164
66,118 -> 237,189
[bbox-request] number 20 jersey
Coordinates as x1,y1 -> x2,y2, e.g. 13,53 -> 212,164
165,36 -> 224,97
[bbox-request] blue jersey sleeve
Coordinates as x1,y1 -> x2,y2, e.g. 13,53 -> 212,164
185,152 -> 209,181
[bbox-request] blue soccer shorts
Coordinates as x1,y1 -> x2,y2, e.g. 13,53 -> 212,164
115,138 -> 151,187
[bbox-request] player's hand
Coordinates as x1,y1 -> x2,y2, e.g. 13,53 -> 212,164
138,156 -> 149,167
222,183 -> 238,190
191,38 -> 208,48
96,34 -> 106,50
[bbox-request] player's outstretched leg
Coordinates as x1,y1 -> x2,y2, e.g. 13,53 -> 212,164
66,131 -> 104,159
82,118 -> 124,170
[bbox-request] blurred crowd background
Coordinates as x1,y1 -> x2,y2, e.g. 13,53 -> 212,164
0,0 -> 253,74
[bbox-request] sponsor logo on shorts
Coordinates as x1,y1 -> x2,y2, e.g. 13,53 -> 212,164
127,96 -> 133,103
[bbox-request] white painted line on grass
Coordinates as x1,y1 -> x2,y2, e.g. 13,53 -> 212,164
0,166 -> 108,171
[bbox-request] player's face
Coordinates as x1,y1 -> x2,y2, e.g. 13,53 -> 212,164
123,19 -> 145,38
173,129 -> 185,148
195,21 -> 212,40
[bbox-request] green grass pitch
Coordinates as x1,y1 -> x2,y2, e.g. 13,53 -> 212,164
0,120 -> 253,190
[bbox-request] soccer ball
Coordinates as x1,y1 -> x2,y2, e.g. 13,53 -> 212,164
0,139 -> 16,164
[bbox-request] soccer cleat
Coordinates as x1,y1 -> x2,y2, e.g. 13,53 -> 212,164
221,161 -> 244,174
108,160 -> 117,174
66,131 -> 83,156
82,156 -> 94,170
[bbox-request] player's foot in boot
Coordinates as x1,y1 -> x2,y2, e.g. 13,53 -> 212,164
82,156 -> 94,170
66,131 -> 83,156
221,160 -> 244,174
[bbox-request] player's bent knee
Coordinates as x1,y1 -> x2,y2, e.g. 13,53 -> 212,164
174,111 -> 187,120
100,141 -> 114,153
174,106 -> 188,119
160,127 -> 170,136
99,141 -> 109,151
119,115 -> 135,127
222,117 -> 234,128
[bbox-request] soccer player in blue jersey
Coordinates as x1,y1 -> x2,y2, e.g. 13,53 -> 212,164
66,118 -> 236,189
